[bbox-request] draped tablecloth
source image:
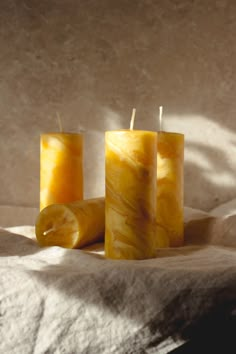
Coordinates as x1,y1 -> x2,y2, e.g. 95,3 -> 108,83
0,208 -> 236,354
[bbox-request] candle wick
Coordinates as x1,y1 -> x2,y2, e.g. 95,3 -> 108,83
159,106 -> 163,131
43,227 -> 56,236
56,112 -> 63,132
130,108 -> 136,130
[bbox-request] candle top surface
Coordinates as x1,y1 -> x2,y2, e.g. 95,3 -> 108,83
157,131 -> 184,137
105,130 -> 184,137
105,129 -> 157,134
41,132 -> 83,137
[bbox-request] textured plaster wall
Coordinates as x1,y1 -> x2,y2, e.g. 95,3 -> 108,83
0,0 -> 236,213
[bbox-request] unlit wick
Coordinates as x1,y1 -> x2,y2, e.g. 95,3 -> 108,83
43,227 -> 56,236
56,112 -> 63,132
130,108 -> 136,130
159,106 -> 163,131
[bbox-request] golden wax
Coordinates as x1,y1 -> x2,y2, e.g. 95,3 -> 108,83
36,197 -> 105,249
105,130 -> 157,260
40,133 -> 83,211
156,132 -> 184,247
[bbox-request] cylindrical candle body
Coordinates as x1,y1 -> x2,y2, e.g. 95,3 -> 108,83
156,132 -> 184,247
40,133 -> 83,211
36,197 -> 105,248
105,130 -> 157,260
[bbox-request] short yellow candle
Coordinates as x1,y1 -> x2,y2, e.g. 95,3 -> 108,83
156,132 -> 184,247
105,130 -> 157,260
36,197 -> 105,249
40,133 -> 83,211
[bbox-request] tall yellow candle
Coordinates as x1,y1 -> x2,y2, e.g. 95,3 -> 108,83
40,133 -> 83,211
105,130 -> 157,260
156,132 -> 184,247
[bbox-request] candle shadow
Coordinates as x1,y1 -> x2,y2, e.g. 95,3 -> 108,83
0,228 -> 40,256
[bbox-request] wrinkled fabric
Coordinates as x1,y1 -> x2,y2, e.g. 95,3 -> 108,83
0,210 -> 236,354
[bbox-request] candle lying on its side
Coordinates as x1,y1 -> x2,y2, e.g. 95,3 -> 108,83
40,133 -> 83,211
156,132 -> 184,247
105,130 -> 157,260
35,197 -> 105,248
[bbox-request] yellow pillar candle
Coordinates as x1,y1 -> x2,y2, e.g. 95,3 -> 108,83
105,130 -> 157,260
156,132 -> 184,247
40,133 -> 83,211
36,197 -> 105,248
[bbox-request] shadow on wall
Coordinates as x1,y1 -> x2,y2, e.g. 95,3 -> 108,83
0,0 -> 236,210
164,115 -> 236,210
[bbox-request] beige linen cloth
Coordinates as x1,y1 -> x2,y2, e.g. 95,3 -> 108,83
0,208 -> 236,354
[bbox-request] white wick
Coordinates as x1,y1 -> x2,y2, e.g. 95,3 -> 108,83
43,227 -> 56,236
159,106 -> 163,131
130,108 -> 136,130
56,112 -> 63,132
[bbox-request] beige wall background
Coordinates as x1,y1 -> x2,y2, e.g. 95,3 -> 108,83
0,0 -> 236,219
